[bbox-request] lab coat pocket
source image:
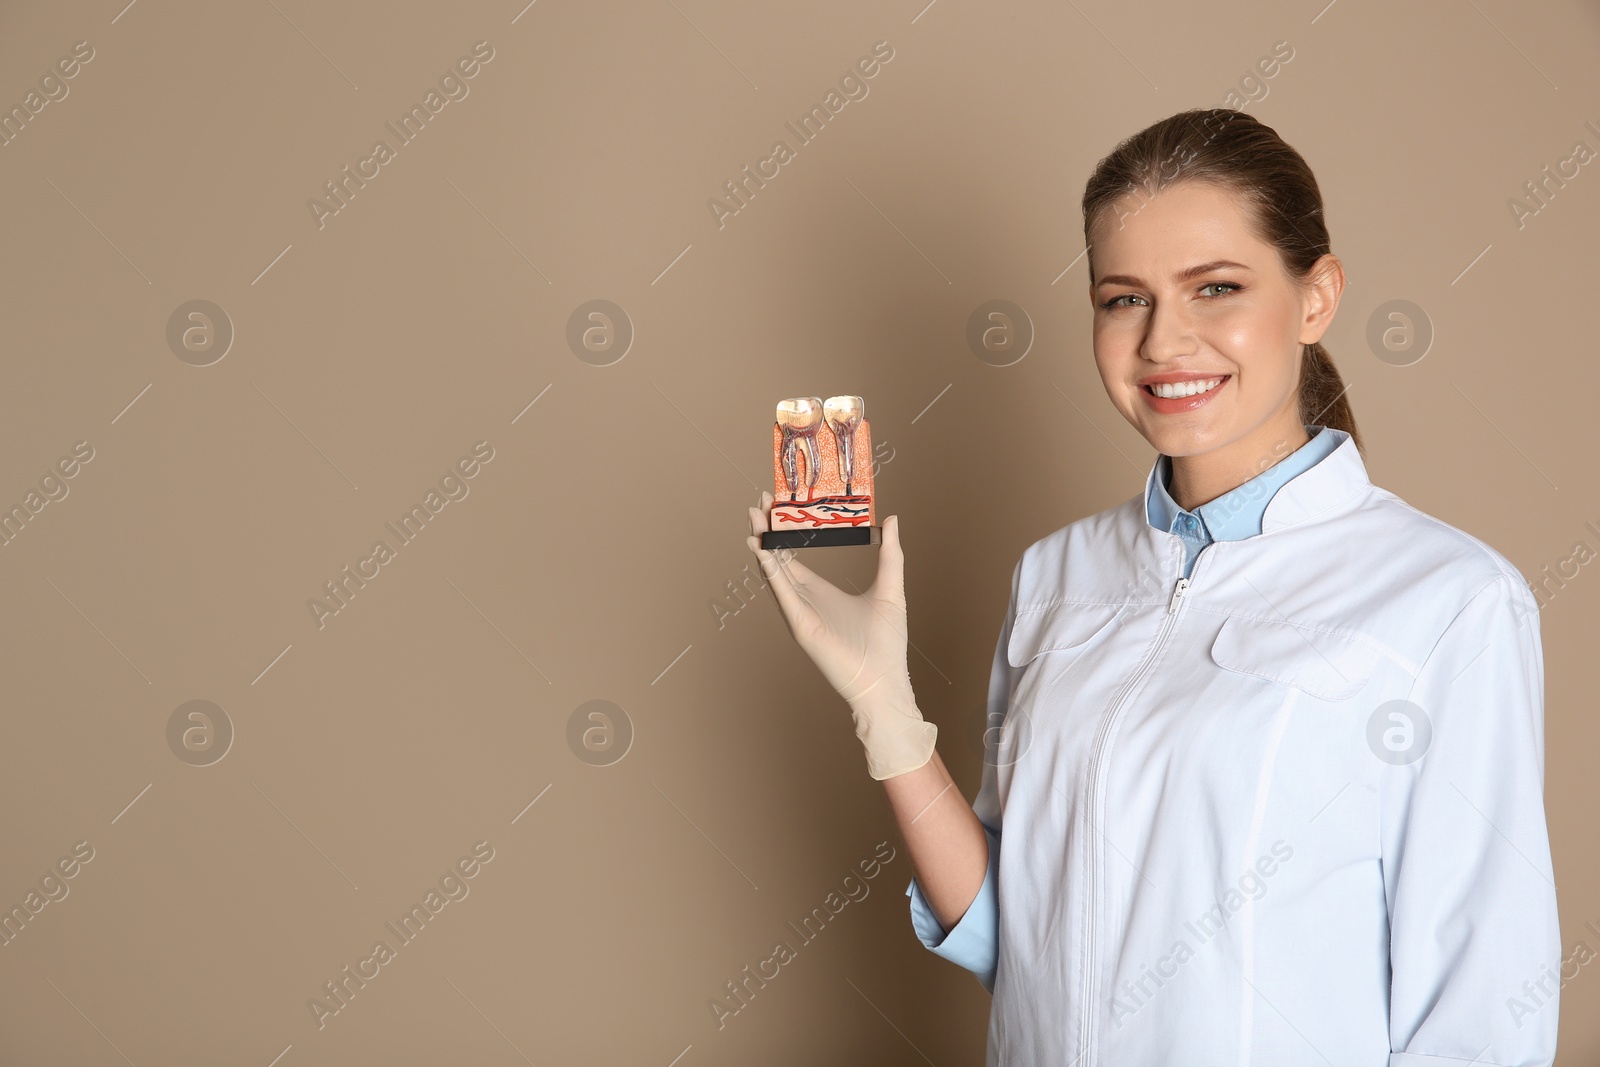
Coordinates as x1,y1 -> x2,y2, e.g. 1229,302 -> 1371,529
1208,614 -> 1382,701
1007,601 -> 1125,669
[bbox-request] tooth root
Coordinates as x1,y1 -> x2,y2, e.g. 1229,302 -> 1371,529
779,434 -> 801,499
834,427 -> 856,492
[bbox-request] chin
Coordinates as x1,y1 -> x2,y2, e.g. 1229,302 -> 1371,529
1135,417 -> 1209,452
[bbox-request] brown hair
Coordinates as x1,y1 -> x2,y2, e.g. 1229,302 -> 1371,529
1081,108 -> 1362,454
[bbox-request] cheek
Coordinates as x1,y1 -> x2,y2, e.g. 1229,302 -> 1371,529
1208,302 -> 1295,376
1092,319 -> 1139,360
1206,299 -> 1266,341
1091,334 -> 1135,390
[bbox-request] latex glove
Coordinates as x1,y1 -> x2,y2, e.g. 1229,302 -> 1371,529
746,491 -> 937,780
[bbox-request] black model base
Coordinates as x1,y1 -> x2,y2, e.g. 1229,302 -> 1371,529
761,526 -> 881,549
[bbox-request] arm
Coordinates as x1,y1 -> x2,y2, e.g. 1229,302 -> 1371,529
1382,573 -> 1560,1066
889,749 -> 990,933
743,498 -> 1007,990
898,558 -> 1020,993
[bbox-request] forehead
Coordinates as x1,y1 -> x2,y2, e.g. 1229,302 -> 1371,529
1091,182 -> 1269,281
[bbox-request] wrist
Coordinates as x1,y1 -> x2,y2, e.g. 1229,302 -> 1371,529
841,665 -> 916,714
848,675 -> 936,780
857,715 -> 937,780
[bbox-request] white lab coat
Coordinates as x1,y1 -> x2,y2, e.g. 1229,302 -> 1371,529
942,428 -> 1559,1065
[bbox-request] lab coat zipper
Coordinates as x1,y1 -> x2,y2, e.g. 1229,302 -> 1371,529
1078,571 -> 1192,1063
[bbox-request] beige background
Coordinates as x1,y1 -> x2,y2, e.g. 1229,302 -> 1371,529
1,0 -> 1596,1063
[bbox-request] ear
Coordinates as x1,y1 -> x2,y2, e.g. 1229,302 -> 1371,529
1298,253 -> 1344,346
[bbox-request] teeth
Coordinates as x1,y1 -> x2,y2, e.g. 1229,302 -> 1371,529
776,397 -> 824,430
776,397 -> 824,500
823,395 -> 864,495
1149,377 -> 1223,399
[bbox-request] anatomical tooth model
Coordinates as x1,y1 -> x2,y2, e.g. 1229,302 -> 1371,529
762,394 -> 879,550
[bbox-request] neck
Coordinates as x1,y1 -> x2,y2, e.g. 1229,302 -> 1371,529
1167,419 -> 1312,512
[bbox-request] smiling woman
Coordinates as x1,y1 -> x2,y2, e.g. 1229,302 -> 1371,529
745,107 -> 1559,1067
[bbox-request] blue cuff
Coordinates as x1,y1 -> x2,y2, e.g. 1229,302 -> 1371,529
903,824 -> 999,993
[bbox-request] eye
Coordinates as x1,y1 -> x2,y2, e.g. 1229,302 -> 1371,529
1201,282 -> 1241,297
1099,293 -> 1144,310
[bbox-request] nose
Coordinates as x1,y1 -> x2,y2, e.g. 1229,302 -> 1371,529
1139,296 -> 1197,365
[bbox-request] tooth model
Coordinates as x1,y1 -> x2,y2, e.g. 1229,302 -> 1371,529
776,397 -> 824,503
762,394 -> 880,550
824,395 -> 864,495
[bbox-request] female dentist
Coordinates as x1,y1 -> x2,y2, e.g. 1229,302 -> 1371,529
746,108 -> 1560,1066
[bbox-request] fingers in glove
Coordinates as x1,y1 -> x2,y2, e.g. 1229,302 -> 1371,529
869,514 -> 906,603
748,491 -> 823,591
746,494 -> 805,610
746,532 -> 816,625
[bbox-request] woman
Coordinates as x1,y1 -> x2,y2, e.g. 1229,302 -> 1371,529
745,109 -> 1560,1065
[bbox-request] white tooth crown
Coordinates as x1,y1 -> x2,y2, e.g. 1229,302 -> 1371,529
1150,377 -> 1223,399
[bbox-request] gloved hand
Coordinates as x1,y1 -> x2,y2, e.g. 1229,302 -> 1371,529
746,491 -> 937,780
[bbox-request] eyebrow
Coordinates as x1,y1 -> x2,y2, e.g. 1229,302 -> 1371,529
1094,259 -> 1253,289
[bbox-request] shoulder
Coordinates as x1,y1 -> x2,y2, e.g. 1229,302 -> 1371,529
1355,485 -> 1535,609
1263,481 -> 1542,655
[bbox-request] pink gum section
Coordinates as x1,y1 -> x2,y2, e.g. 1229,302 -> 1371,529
769,418 -> 875,527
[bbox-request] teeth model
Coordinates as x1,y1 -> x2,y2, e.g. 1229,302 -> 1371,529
775,397 -> 824,501
823,395 -> 864,495
1149,376 -> 1224,399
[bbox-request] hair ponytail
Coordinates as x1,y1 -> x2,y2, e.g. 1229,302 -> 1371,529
1299,341 -> 1357,445
1082,108 -> 1364,454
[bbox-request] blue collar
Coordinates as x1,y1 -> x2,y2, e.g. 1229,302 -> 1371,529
1145,425 -> 1344,541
